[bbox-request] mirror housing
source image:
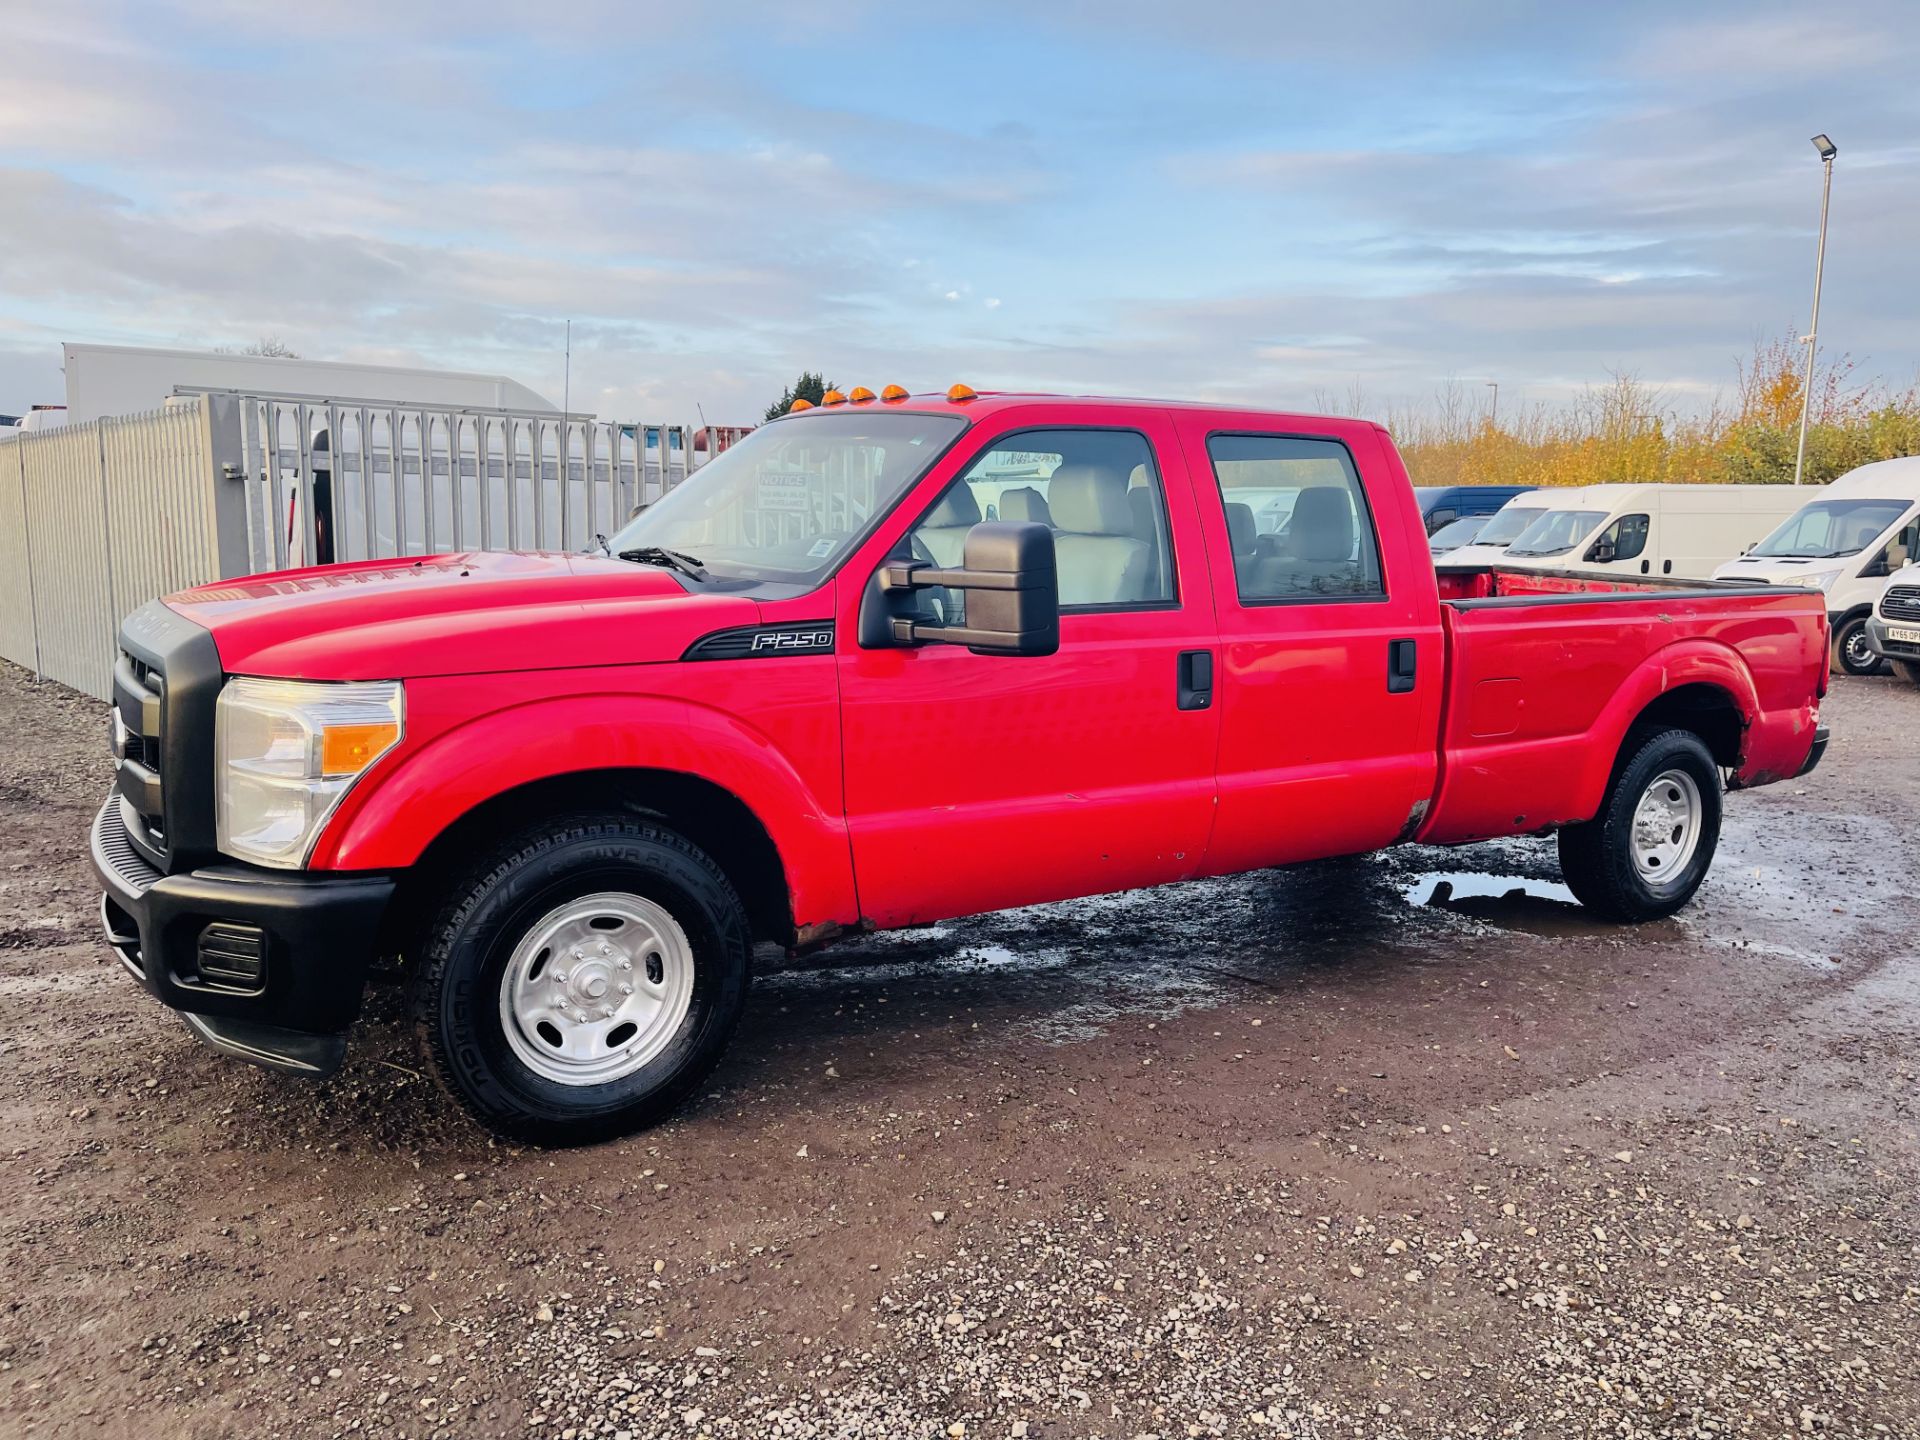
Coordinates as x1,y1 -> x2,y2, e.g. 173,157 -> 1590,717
1588,537 -> 1618,564
863,521 -> 1059,656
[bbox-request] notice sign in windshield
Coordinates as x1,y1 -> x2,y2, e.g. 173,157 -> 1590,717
757,472 -> 813,512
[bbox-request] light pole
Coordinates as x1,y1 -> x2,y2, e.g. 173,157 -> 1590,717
1485,380 -> 1499,430
1793,134 -> 1837,486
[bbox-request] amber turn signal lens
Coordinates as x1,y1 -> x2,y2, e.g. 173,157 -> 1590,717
320,721 -> 400,777
821,390 -> 847,406
880,384 -> 909,402
788,397 -> 815,411
946,383 -> 977,402
848,386 -> 875,403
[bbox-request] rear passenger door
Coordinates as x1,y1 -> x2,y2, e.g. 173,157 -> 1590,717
835,412 -> 1221,927
1171,415 -> 1444,873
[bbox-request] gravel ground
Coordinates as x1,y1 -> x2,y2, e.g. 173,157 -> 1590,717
0,661 -> 1914,1440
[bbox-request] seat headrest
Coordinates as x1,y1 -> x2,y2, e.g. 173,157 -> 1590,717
1292,486 -> 1353,561
998,486 -> 1052,525
923,483 -> 981,529
1126,485 -> 1157,540
1049,464 -> 1133,535
1224,501 -> 1257,558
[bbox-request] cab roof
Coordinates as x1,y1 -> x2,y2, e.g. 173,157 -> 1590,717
769,390 -> 1384,430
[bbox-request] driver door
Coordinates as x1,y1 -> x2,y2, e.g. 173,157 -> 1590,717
835,410 -> 1220,927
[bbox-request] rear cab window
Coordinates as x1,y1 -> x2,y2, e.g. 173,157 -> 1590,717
1203,434 -> 1385,603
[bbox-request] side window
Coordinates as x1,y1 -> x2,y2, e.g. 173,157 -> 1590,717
1866,518 -> 1919,578
1204,435 -> 1383,602
910,428 -> 1174,612
1426,507 -> 1457,534
1592,514 -> 1649,563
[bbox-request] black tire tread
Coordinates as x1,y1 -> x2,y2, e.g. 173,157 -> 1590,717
1892,658 -> 1920,687
409,814 -> 751,1146
1558,727 -> 1721,923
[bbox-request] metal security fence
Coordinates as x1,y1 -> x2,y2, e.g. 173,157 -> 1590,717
225,393 -> 716,571
0,391 -> 728,700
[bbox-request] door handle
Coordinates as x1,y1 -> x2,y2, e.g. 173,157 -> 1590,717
1177,649 -> 1213,710
1388,639 -> 1417,694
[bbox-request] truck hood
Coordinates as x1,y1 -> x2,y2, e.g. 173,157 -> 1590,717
165,551 -> 764,680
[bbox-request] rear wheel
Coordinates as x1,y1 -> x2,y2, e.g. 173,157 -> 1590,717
1892,659 -> 1920,687
1558,729 -> 1722,922
411,816 -> 752,1146
1830,614 -> 1885,676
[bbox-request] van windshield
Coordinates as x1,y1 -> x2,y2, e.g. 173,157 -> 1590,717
1748,498 -> 1911,559
1507,509 -> 1607,557
1474,505 -> 1547,547
605,411 -> 966,592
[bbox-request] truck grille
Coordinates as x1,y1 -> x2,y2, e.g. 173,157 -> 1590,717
1882,585 -> 1920,623
112,645 -> 168,860
111,600 -> 223,874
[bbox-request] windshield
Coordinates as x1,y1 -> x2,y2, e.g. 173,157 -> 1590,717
1508,508 -> 1607,557
1474,505 -> 1548,546
605,411 -> 966,590
1748,498 -> 1911,559
1428,515 -> 1487,549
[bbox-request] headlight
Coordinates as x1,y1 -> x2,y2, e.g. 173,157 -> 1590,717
216,678 -> 404,868
1803,571 -> 1840,592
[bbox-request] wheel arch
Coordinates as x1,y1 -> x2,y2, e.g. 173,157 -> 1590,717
318,692 -> 860,952
382,768 -> 797,961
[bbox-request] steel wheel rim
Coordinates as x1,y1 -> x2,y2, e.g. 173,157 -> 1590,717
498,891 -> 695,1087
1843,626 -> 1874,671
1630,768 -> 1703,886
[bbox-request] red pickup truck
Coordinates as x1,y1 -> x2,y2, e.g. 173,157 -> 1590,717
92,391 -> 1829,1143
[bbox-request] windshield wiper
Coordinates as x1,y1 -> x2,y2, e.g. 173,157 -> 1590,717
617,545 -> 708,580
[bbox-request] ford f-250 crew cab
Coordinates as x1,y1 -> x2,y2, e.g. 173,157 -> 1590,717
92,390 -> 1830,1144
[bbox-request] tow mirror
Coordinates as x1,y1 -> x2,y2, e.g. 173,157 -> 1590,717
861,521 -> 1059,657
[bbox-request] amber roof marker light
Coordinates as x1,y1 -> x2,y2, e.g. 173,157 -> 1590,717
880,384 -> 909,402
788,397 -> 816,411
848,386 -> 876,403
821,389 -> 848,406
946,383 -> 977,403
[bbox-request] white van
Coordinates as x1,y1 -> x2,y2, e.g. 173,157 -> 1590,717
1437,491 -> 1558,568
1495,483 -> 1806,583
1713,457 -> 1920,675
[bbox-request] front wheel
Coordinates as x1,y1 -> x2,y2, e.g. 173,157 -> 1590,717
1558,729 -> 1722,922
411,817 -> 752,1145
1831,614 -> 1886,676
1892,658 -> 1920,687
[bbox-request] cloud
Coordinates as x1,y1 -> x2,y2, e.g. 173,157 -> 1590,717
1,0 -> 1916,425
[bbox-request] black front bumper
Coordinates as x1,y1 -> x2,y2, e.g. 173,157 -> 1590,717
1865,612 -> 1920,664
91,797 -> 393,1078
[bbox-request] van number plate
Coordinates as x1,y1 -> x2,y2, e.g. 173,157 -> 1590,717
1888,624 -> 1920,644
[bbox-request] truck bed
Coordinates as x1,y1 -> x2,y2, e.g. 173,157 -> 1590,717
1420,567 -> 1828,845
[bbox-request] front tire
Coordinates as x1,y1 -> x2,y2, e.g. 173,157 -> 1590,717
411,816 -> 752,1146
1892,658 -> 1920,687
1830,614 -> 1885,676
1558,729 -> 1722,922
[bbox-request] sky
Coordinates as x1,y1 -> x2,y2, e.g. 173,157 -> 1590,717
2,0 -> 1917,426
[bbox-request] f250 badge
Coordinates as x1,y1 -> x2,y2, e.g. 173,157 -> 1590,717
683,624 -> 836,661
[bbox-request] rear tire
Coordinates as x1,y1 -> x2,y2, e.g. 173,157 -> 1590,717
1892,659 -> 1920,687
1558,728 -> 1722,922
411,816 -> 752,1146
1830,614 -> 1885,676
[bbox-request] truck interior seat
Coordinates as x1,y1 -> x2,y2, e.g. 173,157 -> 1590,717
1049,464 -> 1153,607
918,484 -> 982,568
1251,486 -> 1354,593
1224,502 -> 1259,560
998,486 -> 1052,525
